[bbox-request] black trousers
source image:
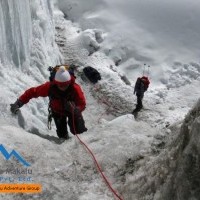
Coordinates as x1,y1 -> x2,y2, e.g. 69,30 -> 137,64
52,112 -> 87,138
136,95 -> 143,110
133,94 -> 144,113
52,113 -> 69,138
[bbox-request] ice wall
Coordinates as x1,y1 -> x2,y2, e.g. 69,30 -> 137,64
0,0 -> 31,68
0,0 -> 63,131
0,0 -> 61,71
30,0 -> 62,79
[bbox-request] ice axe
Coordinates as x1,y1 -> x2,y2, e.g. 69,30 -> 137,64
147,65 -> 150,76
142,64 -> 150,76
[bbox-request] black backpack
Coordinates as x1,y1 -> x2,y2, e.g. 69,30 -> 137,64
83,66 -> 101,84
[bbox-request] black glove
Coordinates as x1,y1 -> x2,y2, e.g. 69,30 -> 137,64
64,101 -> 76,113
10,99 -> 23,114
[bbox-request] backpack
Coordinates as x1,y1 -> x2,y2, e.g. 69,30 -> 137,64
83,66 -> 101,84
140,76 -> 150,91
48,65 -> 75,82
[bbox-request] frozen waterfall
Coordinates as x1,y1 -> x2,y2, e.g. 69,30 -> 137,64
0,0 -> 31,68
0,0 -> 61,70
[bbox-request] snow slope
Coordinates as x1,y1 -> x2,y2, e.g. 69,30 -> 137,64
0,1 -> 200,200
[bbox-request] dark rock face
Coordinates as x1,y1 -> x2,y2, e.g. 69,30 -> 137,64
121,99 -> 200,200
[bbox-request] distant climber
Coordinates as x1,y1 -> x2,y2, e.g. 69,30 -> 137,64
132,76 -> 150,114
10,66 -> 87,139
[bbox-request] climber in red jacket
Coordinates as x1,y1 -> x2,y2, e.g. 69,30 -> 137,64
10,66 -> 87,139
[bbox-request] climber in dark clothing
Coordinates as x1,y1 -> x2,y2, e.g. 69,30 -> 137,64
132,76 -> 150,113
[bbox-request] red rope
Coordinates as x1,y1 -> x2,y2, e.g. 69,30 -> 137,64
72,111 -> 124,200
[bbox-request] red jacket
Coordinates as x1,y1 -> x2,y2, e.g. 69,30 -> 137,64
19,76 -> 86,115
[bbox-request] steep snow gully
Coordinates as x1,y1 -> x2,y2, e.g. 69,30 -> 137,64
0,1 -> 200,200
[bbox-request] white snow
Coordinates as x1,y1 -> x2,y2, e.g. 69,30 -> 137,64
0,0 -> 200,200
